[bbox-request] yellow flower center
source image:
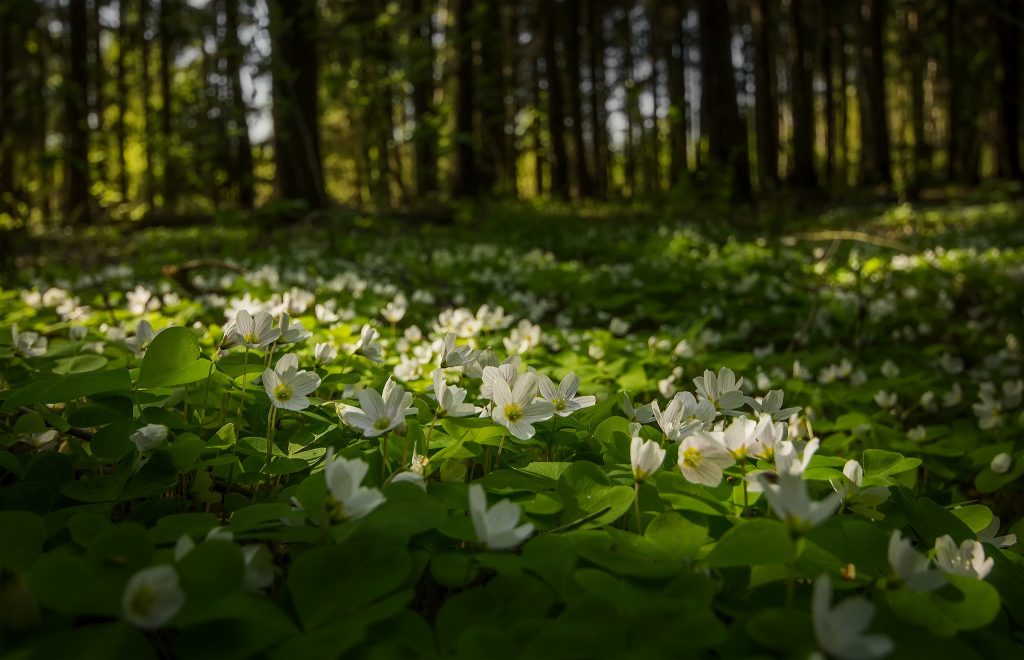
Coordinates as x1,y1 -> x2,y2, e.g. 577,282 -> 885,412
273,382 -> 293,402
244,332 -> 260,344
504,402 -> 523,422
373,416 -> 392,430
682,447 -> 702,468
552,397 -> 566,412
129,585 -> 157,616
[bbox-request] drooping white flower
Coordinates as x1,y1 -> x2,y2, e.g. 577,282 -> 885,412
342,378 -> 415,437
354,324 -> 384,363
990,452 -> 1012,474
438,333 -> 477,368
977,516 -> 1017,549
233,310 -> 280,349
537,372 -> 596,417
124,320 -> 156,357
934,535 -> 994,579
468,483 -> 533,550
748,389 -> 801,421
677,432 -> 734,487
241,544 -> 274,592
431,369 -> 477,418
262,353 -> 321,411
313,342 -> 337,365
11,324 -> 47,357
812,575 -> 893,660
323,449 -> 386,520
278,313 -> 312,344
122,565 -> 185,630
130,424 -> 169,452
888,531 -> 945,591
630,436 -> 666,481
831,460 -> 890,517
619,392 -> 655,424
490,372 -> 555,440
758,471 -> 840,533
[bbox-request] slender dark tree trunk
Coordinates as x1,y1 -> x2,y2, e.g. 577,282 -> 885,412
65,0 -> 92,223
750,0 -> 778,188
502,3 -> 520,196
906,1 -> 927,195
223,0 -> 255,208
620,10 -> 637,196
139,0 -> 154,208
479,0 -> 506,193
0,13 -> 14,200
452,0 -> 478,198
269,0 -> 326,210
945,0 -> 959,181
410,0 -> 438,197
566,0 -> 592,197
822,10 -> 836,184
790,0 -> 816,187
997,0 -> 1021,180
698,0 -> 751,200
116,0 -> 129,200
587,0 -> 608,197
644,4 -> 661,193
664,0 -> 688,186
531,39 -> 546,196
158,0 -> 176,208
857,0 -> 890,185
543,2 -> 570,199
90,0 -> 107,189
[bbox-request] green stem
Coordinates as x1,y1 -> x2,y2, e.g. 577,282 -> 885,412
236,347 -> 249,423
633,480 -> 642,534
380,433 -> 389,483
265,405 -> 278,469
199,358 -> 216,423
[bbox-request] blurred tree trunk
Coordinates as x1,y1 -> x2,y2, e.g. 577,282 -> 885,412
158,0 -> 176,208
65,0 -> 92,223
452,0 -> 479,198
664,0 -> 688,187
750,0 -> 778,188
269,0 -> 326,210
0,12 -> 14,200
698,0 -> 751,200
945,0 -> 958,180
91,0 -> 107,190
789,0 -> 816,188
997,0 -> 1021,180
822,8 -> 835,184
905,1 -> 927,196
531,40 -> 546,196
479,0 -> 506,193
620,10 -> 636,196
502,3 -> 520,197
223,0 -> 255,208
566,0 -> 592,197
587,0 -> 608,197
140,0 -> 155,208
410,0 -> 438,197
857,0 -> 890,185
644,4 -> 661,194
543,2 -> 570,199
116,0 -> 129,201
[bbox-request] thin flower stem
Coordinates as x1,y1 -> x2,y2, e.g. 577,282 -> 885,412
633,480 -> 642,534
199,358 -> 216,423
265,405 -> 278,469
741,460 -> 749,513
380,433 -> 389,483
236,347 -> 249,423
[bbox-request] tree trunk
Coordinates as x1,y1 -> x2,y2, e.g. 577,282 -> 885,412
664,0 -> 688,186
140,0 -> 154,208
0,13 -> 14,200
750,0 -> 778,188
906,1 -> 927,195
620,10 -> 637,196
698,0 -> 751,200
479,0 -> 506,193
451,0 -> 479,198
410,0 -> 438,197
269,0 -> 326,210
822,10 -> 835,184
65,0 -> 92,223
543,2 -> 570,199
997,0 -> 1021,180
644,4 -> 661,193
91,0 -> 107,189
116,0 -> 129,201
223,0 -> 255,208
566,0 -> 592,197
587,0 -> 609,197
790,0 -> 816,187
158,0 -> 176,208
857,0 -> 890,185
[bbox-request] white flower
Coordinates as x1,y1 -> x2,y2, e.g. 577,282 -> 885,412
677,432 -> 734,487
972,393 -> 1003,430
381,297 -> 407,324
124,320 -> 156,357
831,460 -> 890,516
631,436 -> 665,481
11,324 -> 47,357
278,313 -> 312,344
69,325 -> 88,341
262,353 -> 321,411
750,415 -> 786,461
907,425 -> 927,442
130,424 -> 169,452
503,319 -> 541,355
480,361 -> 520,399
874,390 -> 897,409
122,565 -> 185,630
468,483 -> 533,550
812,575 -> 893,660
438,333 -> 477,368
758,471 -> 840,532
588,343 -> 606,361
314,342 -> 337,365
355,324 -> 384,363
880,360 -> 900,378
990,452 -> 1013,474
934,535 -> 993,579
977,516 -> 1017,549
537,372 -> 596,417
888,531 -> 944,591
609,317 -> 630,336
719,416 -> 764,460
323,449 -> 386,520
650,395 -> 707,441
343,378 -> 415,437
693,367 -> 745,410
942,383 -> 962,407
619,392 -> 655,424
233,310 -> 280,349
774,438 -> 820,477
490,372 -> 555,440
241,545 -> 274,592
431,369 -> 477,418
